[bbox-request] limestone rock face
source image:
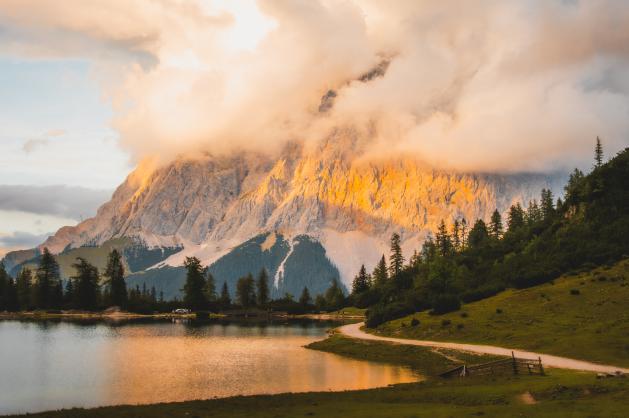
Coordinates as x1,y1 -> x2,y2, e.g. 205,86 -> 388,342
39,135 -> 564,285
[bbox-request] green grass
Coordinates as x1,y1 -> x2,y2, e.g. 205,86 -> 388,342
307,333 -> 501,376
9,369 -> 629,417
328,307 -> 366,317
375,258 -> 629,367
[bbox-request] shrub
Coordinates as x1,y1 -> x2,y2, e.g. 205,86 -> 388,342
460,312 -> 468,318
410,318 -> 420,327
365,302 -> 415,328
496,308 -> 503,314
570,289 -> 581,295
441,319 -> 451,327
457,323 -> 465,330
430,294 -> 461,315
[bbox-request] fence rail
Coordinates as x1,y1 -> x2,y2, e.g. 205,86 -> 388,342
439,352 -> 544,378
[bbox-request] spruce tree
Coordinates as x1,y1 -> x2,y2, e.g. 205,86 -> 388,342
421,234 -> 437,262
104,249 -> 127,308
540,189 -> 555,221
182,257 -> 208,311
256,269 -> 269,306
299,286 -> 312,306
35,248 -> 61,309
595,136 -> 603,168
489,209 -> 503,238
5,277 -> 19,312
388,233 -> 404,278
219,281 -> 231,308
0,262 -> 7,311
507,203 -> 525,231
351,265 -> 370,294
71,258 -> 100,311
460,218 -> 468,249
16,268 -> 32,310
324,279 -> 345,311
204,272 -> 217,302
435,220 -> 453,257
468,219 -> 489,248
452,219 -> 461,250
236,274 -> 256,308
372,255 -> 388,286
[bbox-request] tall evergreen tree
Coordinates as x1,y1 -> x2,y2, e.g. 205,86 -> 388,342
324,279 -> 345,310
421,234 -> 437,262
16,268 -> 33,310
460,218 -> 468,249
526,200 -> 543,225
435,220 -> 453,257
236,274 -> 256,308
219,281 -> 231,308
299,286 -> 312,306
71,258 -> 100,311
104,249 -> 127,308
452,219 -> 461,250
468,219 -> 489,248
35,248 -> 61,309
372,255 -> 388,286
507,203 -> 525,231
4,277 -> 19,312
389,233 -> 404,278
351,264 -> 370,294
540,189 -> 555,221
204,272 -> 217,302
182,257 -> 207,310
595,136 -> 603,168
489,209 -> 503,238
0,262 -> 7,311
256,269 -> 269,306
64,277 -> 74,307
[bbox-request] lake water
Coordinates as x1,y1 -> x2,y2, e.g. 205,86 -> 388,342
0,319 -> 419,415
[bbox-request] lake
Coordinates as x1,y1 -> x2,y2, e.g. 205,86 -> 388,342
0,319 -> 419,415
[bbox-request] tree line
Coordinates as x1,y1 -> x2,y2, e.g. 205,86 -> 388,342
349,139 -> 629,327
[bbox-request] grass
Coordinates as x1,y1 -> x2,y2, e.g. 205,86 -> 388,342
375,258 -> 629,367
328,307 -> 367,316
8,368 -> 629,417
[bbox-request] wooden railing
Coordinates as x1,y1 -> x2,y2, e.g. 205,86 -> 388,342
440,352 -> 544,378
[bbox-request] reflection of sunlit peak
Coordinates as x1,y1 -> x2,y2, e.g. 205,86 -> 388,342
204,0 -> 276,52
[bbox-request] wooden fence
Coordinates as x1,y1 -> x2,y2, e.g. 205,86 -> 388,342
440,352 -> 544,378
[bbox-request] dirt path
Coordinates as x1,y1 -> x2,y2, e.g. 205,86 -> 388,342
339,322 -> 629,374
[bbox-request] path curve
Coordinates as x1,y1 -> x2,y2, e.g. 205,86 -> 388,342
339,322 -> 629,374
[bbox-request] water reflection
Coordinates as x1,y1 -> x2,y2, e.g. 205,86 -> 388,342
0,319 -> 419,415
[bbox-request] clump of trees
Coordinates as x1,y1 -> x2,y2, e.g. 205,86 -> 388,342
351,139 -> 629,328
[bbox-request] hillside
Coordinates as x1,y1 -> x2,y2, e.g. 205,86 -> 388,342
374,258 -> 629,367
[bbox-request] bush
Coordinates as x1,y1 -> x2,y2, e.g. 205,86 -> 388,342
460,285 -> 504,303
430,294 -> 461,315
441,319 -> 451,327
365,302 -> 415,328
410,318 -> 420,327
570,289 -> 581,295
496,308 -> 503,314
460,312 -> 468,318
457,323 -> 465,329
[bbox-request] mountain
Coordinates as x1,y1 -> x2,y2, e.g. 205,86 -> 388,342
3,132 -> 565,298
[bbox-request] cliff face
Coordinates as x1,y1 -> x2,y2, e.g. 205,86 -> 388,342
37,135 -> 564,285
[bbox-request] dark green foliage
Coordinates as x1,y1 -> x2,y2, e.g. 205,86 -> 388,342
70,258 -> 100,311
104,249 -> 127,308
182,257 -> 207,311
351,265 -> 370,295
595,136 -> 603,168
430,294 -> 460,315
219,281 -> 231,309
388,233 -> 404,278
372,255 -> 388,286
435,221 -> 453,257
467,219 -> 489,249
299,286 -> 311,306
410,317 -> 420,327
35,248 -> 62,309
236,274 -> 256,308
570,289 -> 581,295
365,302 -> 414,328
256,269 -> 269,306
0,262 -> 7,311
324,279 -> 345,311
507,203 -> 525,231
16,268 -> 33,310
204,272 -> 217,303
489,209 -> 503,238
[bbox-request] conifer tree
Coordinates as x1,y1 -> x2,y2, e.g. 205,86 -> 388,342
489,209 -> 503,238
372,255 -> 388,286
351,265 -> 370,294
16,268 -> 33,310
460,218 -> 468,249
435,220 -> 453,256
236,274 -> 256,308
35,248 -> 61,309
64,277 -> 74,307
71,257 -> 100,311
4,277 -> 19,311
256,269 -> 269,306
299,286 -> 312,306
389,233 -> 404,278
595,136 -> 603,168
507,203 -> 525,231
421,234 -> 437,262
324,279 -> 345,310
104,249 -> 127,308
468,219 -> 489,248
452,219 -> 461,251
219,281 -> 231,308
182,256 -> 207,310
204,272 -> 217,302
540,189 -> 555,221
0,262 -> 7,311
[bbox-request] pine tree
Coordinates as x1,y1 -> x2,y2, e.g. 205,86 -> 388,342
452,219 -> 461,251
526,199 -> 543,225
0,262 -> 7,311
540,189 -> 555,221
35,248 -> 61,309
421,234 -> 437,262
204,272 -> 217,302
256,269 -> 269,306
372,255 -> 388,286
219,281 -> 231,308
4,277 -> 19,312
351,265 -> 370,294
468,219 -> 489,248
489,209 -> 503,238
64,277 -> 74,307
16,268 -> 33,310
236,274 -> 256,308
507,203 -> 525,231
595,136 -> 603,168
182,257 -> 207,311
388,233 -> 404,278
71,257 -> 100,311
460,218 -> 468,249
104,249 -> 127,308
435,220 -> 453,257
299,286 -> 312,306
324,279 -> 345,311
409,250 -> 421,269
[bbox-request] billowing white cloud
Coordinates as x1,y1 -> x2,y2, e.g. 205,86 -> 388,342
1,0 -> 628,172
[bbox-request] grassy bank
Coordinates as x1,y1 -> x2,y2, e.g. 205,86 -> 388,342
0,310 -> 216,321
374,259 -> 629,367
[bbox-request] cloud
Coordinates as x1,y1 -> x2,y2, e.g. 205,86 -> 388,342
1,0 -> 629,172
22,129 -> 67,153
0,231 -> 51,248
0,185 -> 112,220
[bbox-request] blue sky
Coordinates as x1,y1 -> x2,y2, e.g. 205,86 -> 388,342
0,57 -> 130,254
